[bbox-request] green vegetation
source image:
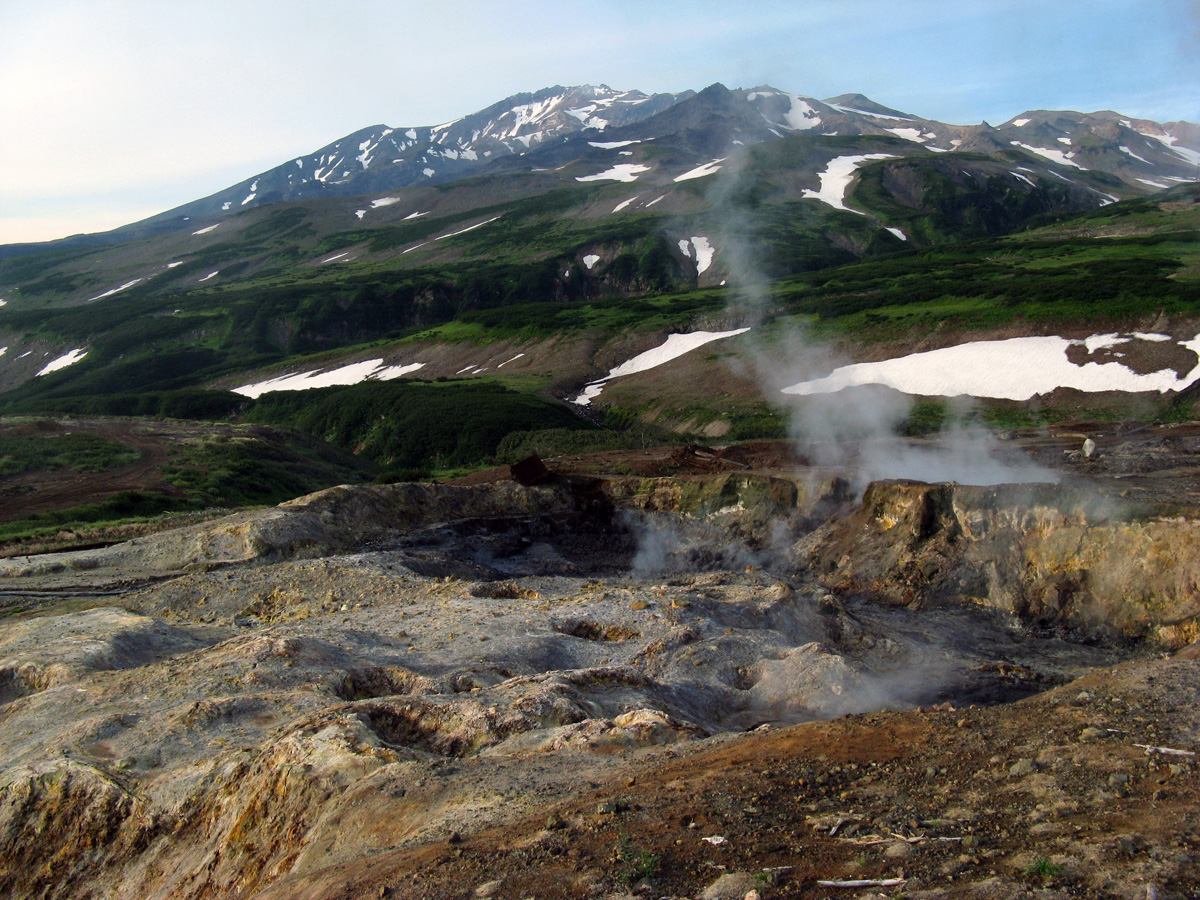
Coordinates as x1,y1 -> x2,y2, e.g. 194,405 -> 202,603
159,429 -> 374,506
615,832 -> 660,884
0,490 -> 186,543
244,380 -> 597,471
0,433 -> 141,475
1024,857 -> 1067,878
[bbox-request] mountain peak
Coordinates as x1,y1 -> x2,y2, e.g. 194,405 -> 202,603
824,92 -> 912,119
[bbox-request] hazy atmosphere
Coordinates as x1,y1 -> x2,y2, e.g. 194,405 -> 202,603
2,0 -> 1198,244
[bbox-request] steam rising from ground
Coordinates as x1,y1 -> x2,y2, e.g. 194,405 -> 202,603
704,152 -> 1055,487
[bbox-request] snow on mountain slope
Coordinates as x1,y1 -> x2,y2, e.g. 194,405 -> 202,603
15,83 -> 1195,257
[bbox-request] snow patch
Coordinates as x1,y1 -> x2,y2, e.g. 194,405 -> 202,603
1012,118 -> 1031,127
827,104 -> 912,122
192,223 -> 221,235
675,158 -> 726,182
496,353 -> 525,369
1119,145 -> 1152,165
1141,132 -> 1200,166
1010,142 -> 1085,169
233,359 -> 426,398
403,210 -> 429,220
576,164 -> 651,183
571,328 -> 751,406
690,236 -> 715,273
589,140 -> 639,149
36,348 -> 87,376
371,197 -> 401,209
167,261 -> 183,269
782,333 -> 1200,401
199,271 -> 219,282
612,197 -> 638,213
1011,172 -> 1036,187
355,210 -> 366,219
88,279 -> 143,302
885,227 -> 907,241
803,154 -> 899,213
435,216 -> 503,240
583,254 -> 601,269
886,127 -> 930,142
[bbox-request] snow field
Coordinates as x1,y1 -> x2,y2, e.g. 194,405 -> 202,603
781,333 -> 1200,401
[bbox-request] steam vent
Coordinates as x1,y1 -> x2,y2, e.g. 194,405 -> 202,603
3,72 -> 1200,899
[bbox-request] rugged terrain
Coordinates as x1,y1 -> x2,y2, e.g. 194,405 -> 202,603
1,432 -> 1198,900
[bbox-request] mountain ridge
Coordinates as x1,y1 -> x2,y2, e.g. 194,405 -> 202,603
3,82 -> 1196,261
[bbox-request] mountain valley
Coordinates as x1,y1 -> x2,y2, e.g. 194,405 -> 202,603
1,82 -> 1200,899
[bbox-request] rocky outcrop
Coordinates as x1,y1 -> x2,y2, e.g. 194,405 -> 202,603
0,481 -> 579,578
797,479 -> 1200,645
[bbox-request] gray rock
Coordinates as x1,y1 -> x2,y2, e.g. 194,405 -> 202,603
701,872 -> 761,900
1009,758 -> 1038,776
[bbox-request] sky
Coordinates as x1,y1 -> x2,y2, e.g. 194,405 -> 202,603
1,0 -> 1197,245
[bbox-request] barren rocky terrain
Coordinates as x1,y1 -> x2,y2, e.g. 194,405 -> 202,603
0,430 -> 1198,899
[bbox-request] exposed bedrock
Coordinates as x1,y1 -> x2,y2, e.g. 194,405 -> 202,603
795,479 -> 1200,646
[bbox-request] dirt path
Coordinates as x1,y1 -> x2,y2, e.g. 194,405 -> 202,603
0,419 -> 184,521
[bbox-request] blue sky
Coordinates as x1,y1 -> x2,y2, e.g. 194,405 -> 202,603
1,0 -> 1196,244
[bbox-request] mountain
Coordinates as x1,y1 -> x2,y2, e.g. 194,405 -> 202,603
0,82 -> 1198,473
7,82 -> 1193,261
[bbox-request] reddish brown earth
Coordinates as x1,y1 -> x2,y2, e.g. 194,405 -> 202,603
256,658 -> 1200,900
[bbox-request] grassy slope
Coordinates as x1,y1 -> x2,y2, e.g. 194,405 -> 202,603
0,151 -> 1194,535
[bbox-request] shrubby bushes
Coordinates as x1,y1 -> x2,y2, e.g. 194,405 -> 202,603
244,380 -> 596,470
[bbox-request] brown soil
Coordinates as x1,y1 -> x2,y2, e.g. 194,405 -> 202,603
258,657 -> 1200,900
0,418 -> 184,522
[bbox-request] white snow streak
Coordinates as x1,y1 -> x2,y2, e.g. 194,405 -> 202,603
199,271 -> 219,282
589,140 -> 639,149
496,353 -> 525,369
1010,142 -> 1085,169
371,197 -> 402,209
571,328 -> 751,406
192,223 -> 221,235
36,348 -> 87,376
674,158 -> 726,182
233,359 -> 426,398
88,279 -> 143,302
1119,145 -> 1152,165
576,164 -> 651,183
612,197 -> 638,213
436,216 -> 503,240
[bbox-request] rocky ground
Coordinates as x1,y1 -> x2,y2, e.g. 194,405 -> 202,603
0,429 -> 1198,899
